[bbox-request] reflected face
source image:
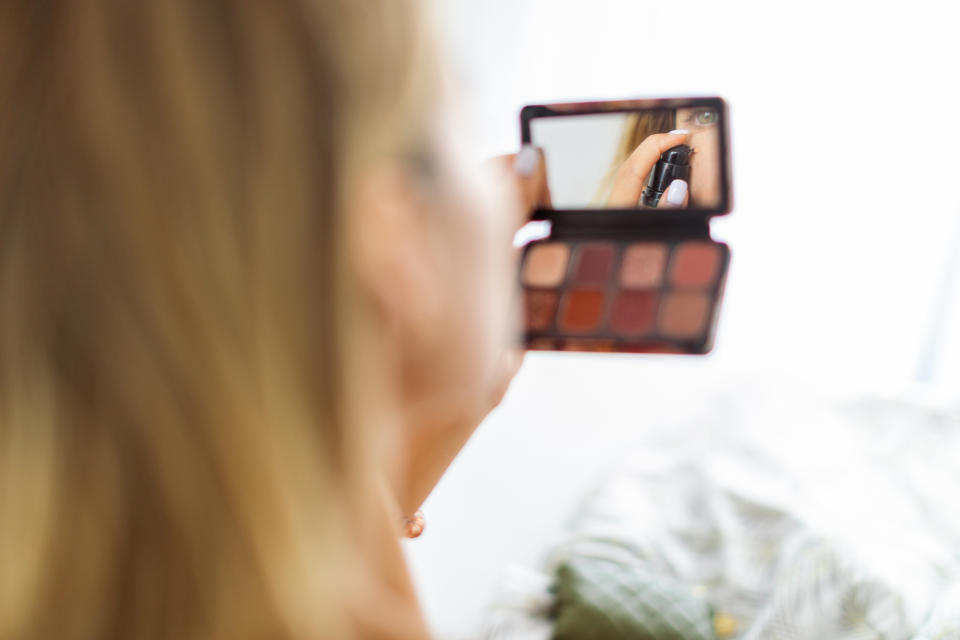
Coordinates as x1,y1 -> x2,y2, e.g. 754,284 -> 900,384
675,107 -> 722,209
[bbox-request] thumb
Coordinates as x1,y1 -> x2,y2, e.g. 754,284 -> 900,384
657,178 -> 689,209
512,145 -> 551,212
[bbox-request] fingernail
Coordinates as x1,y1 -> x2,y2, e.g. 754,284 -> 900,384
668,129 -> 689,135
512,220 -> 552,248
514,144 -> 540,176
666,179 -> 688,205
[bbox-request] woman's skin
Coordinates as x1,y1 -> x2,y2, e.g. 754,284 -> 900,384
344,119 -> 549,634
606,107 -> 722,209
349,119 -> 549,529
391,150 -> 550,521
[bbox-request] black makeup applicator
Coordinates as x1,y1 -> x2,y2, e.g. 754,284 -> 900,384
640,144 -> 693,208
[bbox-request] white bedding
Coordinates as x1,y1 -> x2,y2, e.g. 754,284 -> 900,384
406,362 -> 960,639
481,379 -> 960,639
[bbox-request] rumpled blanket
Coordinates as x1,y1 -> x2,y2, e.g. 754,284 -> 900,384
484,387 -> 960,640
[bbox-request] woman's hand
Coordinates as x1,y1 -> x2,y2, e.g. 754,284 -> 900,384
488,144 -> 553,220
607,130 -> 690,209
474,144 -> 550,411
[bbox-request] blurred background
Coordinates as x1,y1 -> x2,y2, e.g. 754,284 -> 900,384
405,1 -> 960,637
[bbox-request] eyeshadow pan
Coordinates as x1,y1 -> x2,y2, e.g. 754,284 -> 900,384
523,243 -> 570,287
669,242 -> 721,287
620,243 -> 668,288
524,290 -> 558,331
573,243 -> 615,284
520,237 -> 727,353
610,290 -> 658,334
659,291 -> 711,338
561,289 -> 605,331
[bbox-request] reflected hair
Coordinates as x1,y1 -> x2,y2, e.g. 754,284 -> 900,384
0,1 -> 434,639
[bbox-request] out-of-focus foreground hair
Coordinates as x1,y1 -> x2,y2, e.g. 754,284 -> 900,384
0,1 -> 435,638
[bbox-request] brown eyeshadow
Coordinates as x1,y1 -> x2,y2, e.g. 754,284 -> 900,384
524,290 -> 558,331
560,289 -> 605,331
620,243 -> 668,288
669,242 -> 721,287
522,243 -> 569,287
572,243 -> 615,284
610,290 -> 658,334
659,291 -> 711,338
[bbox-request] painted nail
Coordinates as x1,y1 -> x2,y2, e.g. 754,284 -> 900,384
512,219 -> 553,248
666,179 -> 688,206
668,129 -> 689,135
514,144 -> 540,176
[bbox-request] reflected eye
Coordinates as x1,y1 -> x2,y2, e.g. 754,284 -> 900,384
693,109 -> 718,126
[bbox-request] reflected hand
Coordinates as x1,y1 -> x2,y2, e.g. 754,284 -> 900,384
607,130 -> 690,208
657,178 -> 689,209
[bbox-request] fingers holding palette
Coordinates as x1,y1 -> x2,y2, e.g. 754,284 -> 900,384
521,239 -> 728,353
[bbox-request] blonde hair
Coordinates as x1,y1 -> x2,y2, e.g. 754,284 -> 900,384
0,1 -> 434,638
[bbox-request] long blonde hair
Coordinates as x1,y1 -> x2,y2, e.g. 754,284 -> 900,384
0,1 -> 434,638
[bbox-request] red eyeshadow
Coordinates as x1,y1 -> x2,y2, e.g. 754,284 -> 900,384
610,290 -> 658,334
561,289 -> 605,331
573,244 -> 615,284
524,289 -> 558,331
669,242 -> 721,287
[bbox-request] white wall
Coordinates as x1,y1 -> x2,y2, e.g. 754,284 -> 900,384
407,2 -> 960,637
437,0 -> 960,389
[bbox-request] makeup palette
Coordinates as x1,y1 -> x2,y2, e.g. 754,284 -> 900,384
518,96 -> 733,355
521,238 -> 729,353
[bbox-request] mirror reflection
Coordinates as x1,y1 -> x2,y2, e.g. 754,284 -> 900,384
529,105 -> 723,210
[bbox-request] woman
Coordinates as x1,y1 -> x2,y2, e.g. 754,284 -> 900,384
600,107 -> 723,209
0,1 -> 545,638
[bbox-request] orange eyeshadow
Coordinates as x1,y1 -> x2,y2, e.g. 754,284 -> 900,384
560,289 -> 605,331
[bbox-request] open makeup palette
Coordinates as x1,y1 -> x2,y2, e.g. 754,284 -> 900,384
518,97 -> 732,354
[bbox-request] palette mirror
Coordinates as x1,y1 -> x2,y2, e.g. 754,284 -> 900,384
521,97 -> 730,212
